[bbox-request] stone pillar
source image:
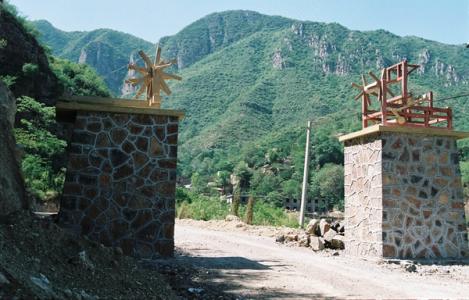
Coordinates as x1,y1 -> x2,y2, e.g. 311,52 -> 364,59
340,125 -> 469,259
56,97 -> 184,258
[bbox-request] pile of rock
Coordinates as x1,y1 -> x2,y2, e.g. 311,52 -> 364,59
276,219 -> 345,251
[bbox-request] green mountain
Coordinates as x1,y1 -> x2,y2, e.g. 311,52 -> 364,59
32,20 -> 154,96
32,11 -> 469,205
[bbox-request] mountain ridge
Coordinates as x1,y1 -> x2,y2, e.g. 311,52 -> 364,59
31,10 -> 469,194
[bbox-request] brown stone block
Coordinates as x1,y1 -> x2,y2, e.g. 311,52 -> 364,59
408,196 -> 421,209
158,159 -> 177,169
122,141 -> 135,154
169,146 -> 178,158
87,122 -> 102,133
162,223 -> 174,239
450,178 -> 463,189
383,198 -> 397,208
395,164 -> 407,175
166,134 -> 178,145
167,124 -> 178,135
136,137 -> 148,152
439,166 -> 452,177
110,149 -> 129,168
431,245 -> 442,257
115,193 -> 129,207
133,115 -> 153,125
157,182 -> 176,197
111,128 -> 128,145
423,210 -> 432,219
150,137 -> 164,157
438,192 -> 449,205
159,210 -> 176,223
112,114 -> 130,126
154,126 -> 165,141
416,248 -> 428,259
132,152 -> 149,169
96,132 -> 111,148
131,210 -> 153,230
439,153 -> 449,164
128,195 -> 152,210
129,124 -> 144,135
154,116 -> 168,125
451,202 -> 465,209
448,212 -> 463,222
383,244 -> 397,257
136,222 -> 158,242
138,164 -> 152,178
150,169 -> 168,183
433,178 -> 449,188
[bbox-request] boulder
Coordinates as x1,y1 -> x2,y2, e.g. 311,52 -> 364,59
337,222 -> 345,234
284,233 -> 298,242
297,233 -> 309,247
322,228 -> 338,243
330,235 -> 345,250
0,81 -> 28,217
330,220 -> 340,231
305,219 -> 320,236
310,236 -> 325,251
319,219 -> 331,236
225,214 -> 241,222
275,234 -> 285,243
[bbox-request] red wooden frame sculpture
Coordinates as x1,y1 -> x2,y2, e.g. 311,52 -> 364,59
352,60 -> 452,129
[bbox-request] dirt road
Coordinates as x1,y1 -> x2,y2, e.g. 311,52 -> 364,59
173,219 -> 469,299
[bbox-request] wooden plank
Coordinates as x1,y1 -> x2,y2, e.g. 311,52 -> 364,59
339,124 -> 469,142
56,101 -> 184,119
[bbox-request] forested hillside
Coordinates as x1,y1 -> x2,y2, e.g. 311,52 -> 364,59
32,10 -> 469,210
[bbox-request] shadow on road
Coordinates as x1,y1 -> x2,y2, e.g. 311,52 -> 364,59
142,248 -> 337,300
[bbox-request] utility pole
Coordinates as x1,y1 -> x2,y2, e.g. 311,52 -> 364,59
299,120 -> 311,228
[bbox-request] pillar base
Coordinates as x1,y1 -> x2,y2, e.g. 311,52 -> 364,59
340,125 -> 469,259
56,96 -> 184,258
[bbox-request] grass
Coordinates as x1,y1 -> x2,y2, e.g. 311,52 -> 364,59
176,188 -> 299,228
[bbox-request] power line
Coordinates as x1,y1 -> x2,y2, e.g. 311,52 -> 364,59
436,92 -> 469,102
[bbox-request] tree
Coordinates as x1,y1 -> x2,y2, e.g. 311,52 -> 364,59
310,163 -> 344,211
231,188 -> 241,217
245,195 -> 255,225
215,170 -> 230,195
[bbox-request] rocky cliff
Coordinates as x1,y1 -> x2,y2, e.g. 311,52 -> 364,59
0,7 -> 61,105
0,81 -> 27,216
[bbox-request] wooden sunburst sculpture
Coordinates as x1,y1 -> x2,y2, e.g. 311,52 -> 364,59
125,46 -> 181,107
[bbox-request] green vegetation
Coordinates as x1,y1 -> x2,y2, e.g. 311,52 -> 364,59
14,96 -> 66,200
32,20 -> 154,95
14,9 -> 469,215
176,188 -> 299,227
50,57 -> 111,97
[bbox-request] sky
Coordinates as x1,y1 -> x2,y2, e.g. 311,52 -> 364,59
8,0 -> 469,45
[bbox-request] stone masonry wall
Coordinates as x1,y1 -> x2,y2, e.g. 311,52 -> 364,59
344,136 -> 383,257
59,111 -> 179,258
380,133 -> 467,259
344,132 -> 468,259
